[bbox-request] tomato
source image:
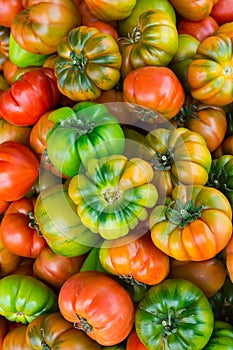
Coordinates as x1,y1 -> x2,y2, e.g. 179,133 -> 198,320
46,102 -> 125,177
172,98 -> 227,152
135,127 -> 212,201
2,324 -> 30,350
169,34 -> 200,94
0,141 -> 39,202
188,33 -> 233,106
204,320 -> 233,349
0,26 -> 10,71
0,118 -> 31,145
0,67 -> 61,126
210,0 -> 233,24
119,9 -> 178,78
26,311 -> 102,349
33,246 -> 85,289
177,16 -> 219,42
118,0 -> 176,37
68,154 -> 158,240
0,0 -> 24,27
126,329 -> 148,350
0,236 -> 22,277
214,22 -> 233,44
168,258 -> 227,298
58,270 -> 135,346
99,232 -> 170,285
0,315 -> 9,348
135,278 -> 214,350
213,135 -> 233,158
11,257 -> 34,276
90,21 -> 119,41
225,234 -> 233,283
3,58 -> 19,85
0,197 -> 47,258
123,66 -> 185,124
34,184 -> 101,257
0,274 -> 58,324
55,26 -> 122,101
85,0 -> 136,21
169,0 -> 217,21
150,184 -> 233,261
11,0 -> 80,54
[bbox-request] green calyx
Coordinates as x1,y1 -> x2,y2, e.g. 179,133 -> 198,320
70,50 -> 88,73
151,149 -> 174,171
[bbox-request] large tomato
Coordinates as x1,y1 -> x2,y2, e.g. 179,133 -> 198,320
2,324 -> 30,350
0,197 -> 47,258
119,9 -> 178,78
149,184 -> 233,261
122,66 -> 185,124
0,141 -> 39,202
25,312 -> 102,349
55,26 -> 122,101
85,0 -> 136,21
68,154 -> 158,240
168,0 -> 218,21
58,270 -> 135,346
210,0 -> 233,24
11,0 -> 80,54
0,67 -> 61,126
188,33 -> 233,106
0,274 -> 58,324
177,16 -> 219,42
135,278 -> 214,350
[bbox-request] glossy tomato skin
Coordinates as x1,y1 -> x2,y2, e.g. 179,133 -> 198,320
0,141 -> 39,202
122,66 -> 185,123
58,270 -> 135,346
0,197 -> 47,258
203,320 -> 233,349
177,16 -> 218,42
85,0 -> 136,21
135,278 -> 214,350
126,329 -> 148,350
0,118 -> 31,145
210,0 -> 233,24
25,312 -> 102,350
0,67 -> 61,126
2,324 -> 30,350
0,0 -> 24,27
11,0 -> 80,54
169,0 -> 216,21
0,274 -> 58,324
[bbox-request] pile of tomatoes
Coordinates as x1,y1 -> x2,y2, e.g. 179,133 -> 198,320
0,0 -> 233,349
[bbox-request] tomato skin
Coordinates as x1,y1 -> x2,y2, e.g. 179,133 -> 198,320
177,16 -> 219,42
0,0 -> 24,27
126,330 -> 148,350
0,197 -> 47,258
225,234 -> 233,283
0,141 -> 39,202
0,236 -> 22,277
122,66 -> 185,123
25,312 -> 102,350
0,274 -> 58,324
58,270 -> 135,346
135,278 -> 214,350
0,67 -> 61,126
0,118 -> 31,145
0,26 -> 10,71
150,184 -> 233,261
169,0 -> 216,21
2,324 -> 30,350
0,315 -> 9,348
168,258 -> 227,298
210,0 -> 233,24
33,246 -> 86,289
85,0 -> 136,21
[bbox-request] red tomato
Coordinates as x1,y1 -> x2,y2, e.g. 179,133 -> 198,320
0,141 -> 39,201
0,67 -> 61,126
0,197 -> 47,258
177,16 -> 219,41
58,270 -> 135,346
0,0 -> 24,27
90,21 -> 119,41
127,329 -> 148,350
210,0 -> 233,24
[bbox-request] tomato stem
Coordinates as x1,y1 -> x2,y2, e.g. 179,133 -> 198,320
74,313 -> 93,333
27,211 -> 42,236
41,328 -> 51,350
151,149 -> 174,171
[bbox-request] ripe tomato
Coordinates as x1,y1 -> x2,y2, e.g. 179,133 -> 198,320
85,0 -> 136,21
169,0 -> 217,21
0,236 -> 22,277
0,0 -> 24,27
2,324 -> 30,350
177,16 -> 219,42
58,270 -> 135,346
210,0 -> 233,24
0,118 -> 31,145
127,329 -> 148,350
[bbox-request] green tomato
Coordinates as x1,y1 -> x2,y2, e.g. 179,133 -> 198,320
203,320 -> 233,349
135,278 -> 214,350
0,274 -> 58,324
46,102 -> 125,177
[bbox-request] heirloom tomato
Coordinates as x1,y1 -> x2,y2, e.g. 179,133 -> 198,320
0,236 -> 22,277
2,324 -> 30,350
119,9 -> 178,78
0,141 -> 39,202
207,154 -> 233,208
169,0 -> 217,21
204,320 -> 233,349
55,26 -> 122,101
210,0 -> 233,24
0,0 -> 24,27
26,312 -> 102,350
172,98 -> 227,152
68,154 -> 158,240
33,246 -> 85,289
34,184 -> 101,257
126,329 -> 147,350
0,67 -> 61,126
135,127 -> 212,201
177,16 -> 218,42
46,102 -> 125,177
99,232 -> 170,285
58,270 -> 135,346
11,0 -> 80,54
150,184 -> 233,261
188,33 -> 233,106
209,277 -> 233,324
85,0 -> 136,21
0,197 -> 47,258
135,278 -> 214,350
122,66 -> 185,123
0,274 -> 58,324
118,0 -> 176,37
225,234 -> 233,282
0,118 -> 31,145
213,134 -> 233,158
